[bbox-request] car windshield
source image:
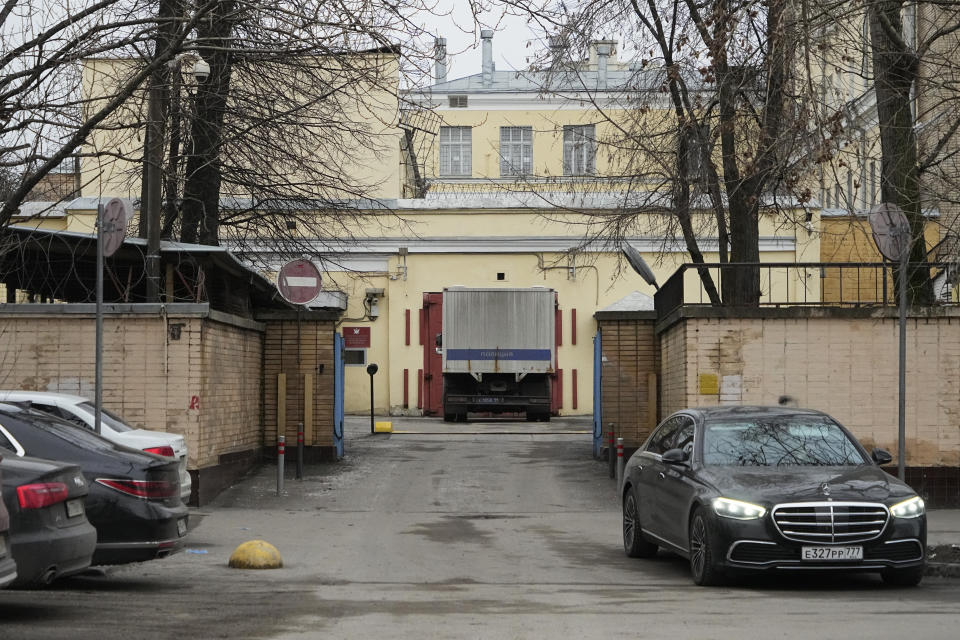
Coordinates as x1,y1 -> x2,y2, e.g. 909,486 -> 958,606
77,402 -> 134,432
703,416 -> 867,466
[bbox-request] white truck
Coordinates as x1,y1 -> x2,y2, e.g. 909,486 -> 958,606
440,287 -> 555,422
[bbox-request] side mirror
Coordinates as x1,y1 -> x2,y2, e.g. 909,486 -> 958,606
872,448 -> 893,465
662,448 -> 689,465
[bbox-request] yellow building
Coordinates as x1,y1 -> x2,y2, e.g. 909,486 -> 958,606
324,33 -> 816,415
17,35 -> 821,416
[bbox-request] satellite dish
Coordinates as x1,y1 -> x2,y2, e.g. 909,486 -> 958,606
622,242 -> 659,290
868,203 -> 912,262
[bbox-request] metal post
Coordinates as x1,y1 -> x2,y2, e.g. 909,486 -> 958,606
897,254 -> 908,481
608,426 -> 615,478
370,374 -> 375,434
296,422 -> 304,480
95,203 -> 104,435
277,435 -> 285,496
616,437 -> 625,493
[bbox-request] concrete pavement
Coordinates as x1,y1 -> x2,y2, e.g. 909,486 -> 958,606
1,413 -> 958,639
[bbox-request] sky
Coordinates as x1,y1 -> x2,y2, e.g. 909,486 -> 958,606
413,3 -> 546,77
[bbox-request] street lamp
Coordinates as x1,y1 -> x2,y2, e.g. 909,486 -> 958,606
143,52 -> 209,300
622,242 -> 659,290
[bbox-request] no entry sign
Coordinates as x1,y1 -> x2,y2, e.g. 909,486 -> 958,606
277,259 -> 322,304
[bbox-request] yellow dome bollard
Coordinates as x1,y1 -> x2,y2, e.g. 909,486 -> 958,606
228,540 -> 283,569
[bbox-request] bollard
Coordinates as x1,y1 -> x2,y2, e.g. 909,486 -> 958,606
608,426 -> 616,478
616,437 -> 625,493
277,435 -> 285,496
296,422 -> 304,480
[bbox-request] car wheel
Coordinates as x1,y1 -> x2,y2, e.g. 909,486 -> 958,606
443,413 -> 455,422
881,566 -> 924,587
622,488 -> 658,558
689,506 -> 723,586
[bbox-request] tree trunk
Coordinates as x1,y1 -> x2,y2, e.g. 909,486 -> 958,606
868,0 -> 934,304
180,0 -> 235,246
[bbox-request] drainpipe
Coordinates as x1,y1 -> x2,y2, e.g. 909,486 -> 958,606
481,30 -> 494,88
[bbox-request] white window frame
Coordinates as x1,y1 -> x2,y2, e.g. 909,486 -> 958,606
500,126 -> 533,176
563,125 -> 596,176
438,126 -> 472,177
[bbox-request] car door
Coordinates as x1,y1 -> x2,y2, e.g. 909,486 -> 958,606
654,416 -> 700,548
639,416 -> 683,542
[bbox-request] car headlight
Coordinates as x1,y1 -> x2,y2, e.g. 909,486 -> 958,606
712,497 -> 766,520
890,496 -> 925,519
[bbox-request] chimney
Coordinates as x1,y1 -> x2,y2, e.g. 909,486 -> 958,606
434,37 -> 447,83
481,29 -> 494,88
595,41 -> 612,89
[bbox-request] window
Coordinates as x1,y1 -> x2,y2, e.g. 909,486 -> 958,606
683,125 -> 710,184
645,416 -> 683,455
672,418 -> 695,457
500,126 -> 533,176
438,126 -> 472,176
448,95 -> 467,108
563,125 -> 596,175
344,349 -> 366,366
703,417 -> 867,466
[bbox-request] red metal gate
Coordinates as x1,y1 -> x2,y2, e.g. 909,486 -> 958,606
421,292 -> 443,414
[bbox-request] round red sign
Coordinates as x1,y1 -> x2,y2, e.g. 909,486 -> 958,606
277,259 -> 322,304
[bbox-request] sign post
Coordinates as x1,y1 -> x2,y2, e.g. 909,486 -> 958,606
869,203 -> 912,482
95,198 -> 130,435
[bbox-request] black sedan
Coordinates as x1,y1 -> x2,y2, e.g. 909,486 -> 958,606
0,453 -> 98,586
0,403 -> 188,565
0,456 -> 16,588
621,406 -> 926,586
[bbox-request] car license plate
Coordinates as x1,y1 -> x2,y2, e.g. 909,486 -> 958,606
802,546 -> 863,561
476,397 -> 501,404
66,499 -> 84,518
177,517 -> 187,537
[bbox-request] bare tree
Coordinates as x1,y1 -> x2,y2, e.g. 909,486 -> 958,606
0,0 -> 216,226
494,0 -> 809,305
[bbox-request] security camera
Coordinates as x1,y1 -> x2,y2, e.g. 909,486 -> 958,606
193,59 -> 210,83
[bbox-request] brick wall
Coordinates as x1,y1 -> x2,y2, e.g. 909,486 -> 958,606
667,313 -> 960,468
198,320 -> 263,467
0,305 -> 268,504
597,318 -> 658,448
263,318 -> 335,453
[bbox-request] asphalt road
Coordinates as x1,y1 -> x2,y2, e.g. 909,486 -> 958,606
2,415 -> 958,639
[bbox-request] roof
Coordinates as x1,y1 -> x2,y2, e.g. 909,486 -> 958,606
418,63 -> 708,96
0,225 -> 301,315
681,406 -> 827,420
600,291 -> 654,312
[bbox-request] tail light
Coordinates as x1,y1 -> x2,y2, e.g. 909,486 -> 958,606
96,478 -> 177,499
18,482 -> 69,509
143,446 -> 175,457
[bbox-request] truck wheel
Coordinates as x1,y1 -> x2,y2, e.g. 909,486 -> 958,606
525,413 -> 537,422
443,413 -> 455,422
456,413 -> 468,423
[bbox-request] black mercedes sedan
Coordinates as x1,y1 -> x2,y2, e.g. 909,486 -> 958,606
0,403 -> 188,565
0,453 -> 98,586
621,406 -> 926,586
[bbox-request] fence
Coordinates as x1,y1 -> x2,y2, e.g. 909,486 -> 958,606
654,262 -> 959,317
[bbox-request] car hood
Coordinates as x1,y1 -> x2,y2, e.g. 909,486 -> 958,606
698,465 -> 917,505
